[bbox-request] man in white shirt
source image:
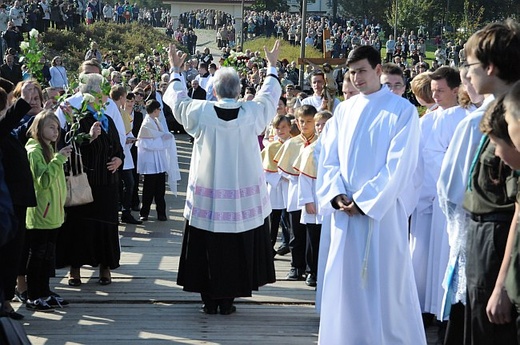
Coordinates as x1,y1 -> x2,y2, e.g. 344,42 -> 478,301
301,71 -> 340,113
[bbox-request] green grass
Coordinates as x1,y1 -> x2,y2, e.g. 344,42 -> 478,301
243,37 -> 322,63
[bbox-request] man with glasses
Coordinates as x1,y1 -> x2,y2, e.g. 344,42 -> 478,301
380,63 -> 406,97
437,19 -> 520,345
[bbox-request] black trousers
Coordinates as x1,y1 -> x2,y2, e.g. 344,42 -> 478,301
0,206 -> 26,300
26,228 -> 58,300
120,169 -> 135,212
465,217 -> 518,345
288,210 -> 306,270
269,209 -> 283,247
140,172 -> 166,218
306,223 -> 321,275
444,302 -> 465,345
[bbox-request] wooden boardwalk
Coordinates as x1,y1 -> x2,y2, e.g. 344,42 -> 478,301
13,134 -> 440,344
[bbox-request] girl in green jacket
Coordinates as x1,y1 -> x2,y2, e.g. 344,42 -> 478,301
25,110 -> 72,312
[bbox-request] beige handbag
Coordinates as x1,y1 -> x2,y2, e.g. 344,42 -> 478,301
64,149 -> 94,207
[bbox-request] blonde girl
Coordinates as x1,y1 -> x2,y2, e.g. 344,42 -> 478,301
24,110 -> 71,312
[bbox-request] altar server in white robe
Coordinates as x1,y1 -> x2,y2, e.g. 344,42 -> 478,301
410,66 -> 465,319
316,45 -> 426,345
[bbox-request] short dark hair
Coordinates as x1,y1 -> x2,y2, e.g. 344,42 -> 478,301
347,45 -> 381,69
126,92 -> 135,100
430,66 -> 461,89
272,114 -> 291,128
145,99 -> 161,114
381,63 -> 403,77
295,104 -> 318,119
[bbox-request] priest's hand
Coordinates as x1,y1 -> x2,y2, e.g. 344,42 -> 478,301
264,40 -> 280,68
168,43 -> 187,69
486,286 -> 513,324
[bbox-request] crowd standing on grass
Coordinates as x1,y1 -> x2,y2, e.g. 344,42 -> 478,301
0,5 -> 520,345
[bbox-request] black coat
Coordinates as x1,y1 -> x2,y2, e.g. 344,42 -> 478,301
0,98 -> 36,207
0,63 -> 23,86
188,86 -> 206,100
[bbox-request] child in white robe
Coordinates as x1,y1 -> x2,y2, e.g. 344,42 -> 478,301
293,110 -> 332,287
136,99 -> 180,221
261,114 -> 292,255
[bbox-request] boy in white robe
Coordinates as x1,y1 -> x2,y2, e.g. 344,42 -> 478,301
316,45 -> 426,345
261,114 -> 291,255
293,110 -> 332,287
274,105 -> 318,282
136,99 -> 180,221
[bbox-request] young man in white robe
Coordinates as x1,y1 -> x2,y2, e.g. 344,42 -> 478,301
316,45 -> 426,345
410,66 -> 466,322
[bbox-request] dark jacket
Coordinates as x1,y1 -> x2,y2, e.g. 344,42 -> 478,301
188,86 -> 206,100
0,63 -> 23,85
0,98 -> 37,207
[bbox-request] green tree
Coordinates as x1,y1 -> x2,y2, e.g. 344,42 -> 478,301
251,0 -> 289,12
386,0 -> 441,33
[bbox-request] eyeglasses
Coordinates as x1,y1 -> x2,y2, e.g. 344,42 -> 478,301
384,83 -> 405,90
461,62 -> 480,70
135,93 -> 144,97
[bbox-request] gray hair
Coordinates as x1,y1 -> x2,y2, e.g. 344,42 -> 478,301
78,73 -> 104,94
213,67 -> 241,99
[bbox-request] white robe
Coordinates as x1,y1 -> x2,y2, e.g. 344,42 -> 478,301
437,96 -> 494,319
136,115 -> 181,196
316,86 -> 426,345
163,67 -> 281,233
411,105 -> 467,317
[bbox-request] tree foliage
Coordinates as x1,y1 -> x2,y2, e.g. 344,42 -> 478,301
337,0 -> 519,38
251,0 -> 289,12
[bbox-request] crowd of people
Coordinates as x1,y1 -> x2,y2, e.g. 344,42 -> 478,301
0,0 -> 170,36
0,5 -> 520,345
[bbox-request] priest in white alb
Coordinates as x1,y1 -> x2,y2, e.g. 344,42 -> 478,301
163,41 -> 281,316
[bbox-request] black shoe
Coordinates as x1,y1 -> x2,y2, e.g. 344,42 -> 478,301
219,305 -> 236,315
98,277 -> 112,285
200,304 -> 218,314
121,213 -> 143,224
4,309 -> 24,320
14,289 -> 27,303
139,216 -> 148,221
286,268 -> 305,281
157,215 -> 167,221
68,278 -> 81,286
26,298 -> 54,313
276,246 -> 290,256
305,274 -> 317,287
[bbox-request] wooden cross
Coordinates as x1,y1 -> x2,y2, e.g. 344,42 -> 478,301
297,29 -> 346,66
